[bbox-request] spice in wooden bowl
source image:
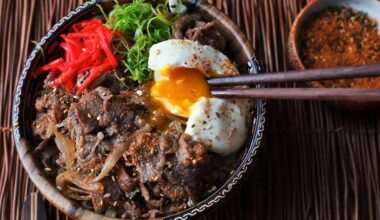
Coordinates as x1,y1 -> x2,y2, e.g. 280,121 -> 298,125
299,6 -> 380,88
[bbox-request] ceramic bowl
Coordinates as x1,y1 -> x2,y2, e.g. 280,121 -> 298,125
288,0 -> 380,70
288,0 -> 380,109
12,0 -> 266,219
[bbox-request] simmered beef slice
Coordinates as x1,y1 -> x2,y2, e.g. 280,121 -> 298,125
159,129 -> 181,154
33,89 -> 74,139
159,134 -> 208,203
87,71 -> 123,94
139,183 -> 163,208
66,87 -> 112,136
119,88 -> 148,106
174,13 -> 226,51
34,88 -> 74,118
66,87 -> 150,160
140,209 -> 162,219
127,133 -> 165,183
124,131 -> 209,205
117,166 -> 138,193
158,159 -> 205,203
177,134 -> 208,167
201,153 -> 235,183
91,177 -> 125,212
33,139 -> 62,176
66,87 -> 148,138
120,201 -> 146,219
76,153 -> 105,174
102,95 -> 136,136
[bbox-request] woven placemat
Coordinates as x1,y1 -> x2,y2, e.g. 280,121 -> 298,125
1,0 -> 379,219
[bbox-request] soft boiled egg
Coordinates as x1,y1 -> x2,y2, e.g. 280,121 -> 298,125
148,39 -> 239,118
148,39 -> 250,155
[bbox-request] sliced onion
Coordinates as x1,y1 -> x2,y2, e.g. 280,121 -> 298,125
54,130 -> 76,166
93,126 -> 152,182
169,120 -> 184,132
56,171 -> 103,200
45,117 -> 56,138
92,142 -> 130,182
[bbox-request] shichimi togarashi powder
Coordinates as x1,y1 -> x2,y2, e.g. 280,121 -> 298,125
299,7 -> 380,88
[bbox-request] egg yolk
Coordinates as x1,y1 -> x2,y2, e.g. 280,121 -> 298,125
150,67 -> 210,118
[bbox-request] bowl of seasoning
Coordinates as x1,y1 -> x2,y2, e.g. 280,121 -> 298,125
288,0 -> 380,108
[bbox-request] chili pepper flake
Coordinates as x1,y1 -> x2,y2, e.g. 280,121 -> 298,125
299,7 -> 380,88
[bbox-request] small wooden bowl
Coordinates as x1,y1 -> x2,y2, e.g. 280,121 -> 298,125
13,0 -> 266,219
288,0 -> 380,109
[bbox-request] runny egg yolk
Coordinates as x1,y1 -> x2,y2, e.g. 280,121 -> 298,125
150,67 -> 210,118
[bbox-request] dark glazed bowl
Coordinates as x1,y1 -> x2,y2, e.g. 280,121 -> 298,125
13,0 -> 266,219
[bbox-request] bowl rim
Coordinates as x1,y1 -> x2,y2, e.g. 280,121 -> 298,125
12,0 -> 266,219
288,0 -> 318,71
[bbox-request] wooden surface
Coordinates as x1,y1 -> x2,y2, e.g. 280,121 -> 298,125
1,0 -> 380,219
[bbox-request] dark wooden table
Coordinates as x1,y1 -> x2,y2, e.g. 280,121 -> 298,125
1,0 -> 379,219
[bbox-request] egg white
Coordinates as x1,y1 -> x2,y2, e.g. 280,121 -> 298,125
184,97 -> 248,155
148,39 -> 239,78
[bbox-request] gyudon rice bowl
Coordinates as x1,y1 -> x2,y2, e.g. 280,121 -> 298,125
14,0 -> 264,219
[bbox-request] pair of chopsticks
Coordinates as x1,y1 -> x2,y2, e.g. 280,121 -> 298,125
208,64 -> 380,102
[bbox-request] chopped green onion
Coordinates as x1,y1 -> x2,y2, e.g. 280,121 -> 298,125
102,0 -> 174,83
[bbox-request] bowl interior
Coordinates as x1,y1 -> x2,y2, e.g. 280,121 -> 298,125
291,0 -> 380,70
307,0 -> 380,29
13,0 -> 265,219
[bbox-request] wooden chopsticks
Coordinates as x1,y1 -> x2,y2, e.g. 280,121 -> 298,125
208,64 -> 380,86
211,88 -> 380,101
208,64 -> 380,102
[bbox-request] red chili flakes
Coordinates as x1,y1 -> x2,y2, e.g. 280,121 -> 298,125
299,7 -> 380,88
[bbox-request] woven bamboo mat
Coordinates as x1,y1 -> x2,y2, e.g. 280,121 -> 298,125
1,0 -> 380,219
